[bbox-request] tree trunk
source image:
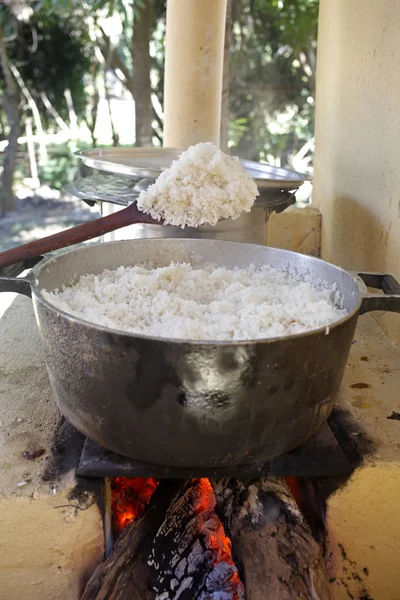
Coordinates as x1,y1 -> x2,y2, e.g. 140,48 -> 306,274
299,47 -> 316,94
0,23 -> 20,216
105,88 -> 119,147
132,0 -> 153,147
89,89 -> 99,147
220,0 -> 233,151
211,478 -> 332,600
25,116 -> 39,187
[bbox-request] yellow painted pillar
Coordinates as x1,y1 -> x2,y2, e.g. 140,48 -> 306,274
163,0 -> 227,148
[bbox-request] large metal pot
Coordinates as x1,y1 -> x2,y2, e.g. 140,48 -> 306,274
1,239 -> 399,467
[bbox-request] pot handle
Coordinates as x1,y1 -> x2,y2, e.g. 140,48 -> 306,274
0,276 -> 31,297
357,272 -> 400,314
0,256 -> 43,298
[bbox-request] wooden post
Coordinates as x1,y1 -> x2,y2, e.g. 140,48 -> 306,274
163,0 -> 227,148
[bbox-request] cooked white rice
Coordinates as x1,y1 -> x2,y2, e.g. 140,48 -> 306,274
42,262 -> 347,341
137,142 -> 259,228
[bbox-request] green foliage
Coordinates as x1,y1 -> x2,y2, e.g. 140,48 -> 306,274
229,0 -> 318,167
24,16 -> 91,120
254,0 -> 319,49
38,144 -> 78,190
0,0 -> 317,199
0,3 -> 93,122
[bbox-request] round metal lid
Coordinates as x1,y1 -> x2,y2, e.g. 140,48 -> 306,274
75,147 -> 311,191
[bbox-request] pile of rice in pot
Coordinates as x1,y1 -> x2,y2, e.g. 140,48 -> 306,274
42,262 -> 347,341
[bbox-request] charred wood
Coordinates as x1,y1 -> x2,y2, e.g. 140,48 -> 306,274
286,476 -> 327,549
147,478 -> 244,600
82,479 -> 184,600
82,478 -> 244,600
211,478 -> 332,600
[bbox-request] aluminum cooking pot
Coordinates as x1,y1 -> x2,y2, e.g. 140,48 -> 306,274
1,239 -> 399,468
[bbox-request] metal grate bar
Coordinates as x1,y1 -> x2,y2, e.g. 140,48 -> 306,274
77,421 -> 353,479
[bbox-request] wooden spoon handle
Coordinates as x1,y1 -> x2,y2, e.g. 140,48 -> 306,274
0,204 -> 157,269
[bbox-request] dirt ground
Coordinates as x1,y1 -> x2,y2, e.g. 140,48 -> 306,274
0,186 -> 101,253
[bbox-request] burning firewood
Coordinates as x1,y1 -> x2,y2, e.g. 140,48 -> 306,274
111,477 -> 159,536
82,478 -> 244,600
146,477 -> 244,599
211,477 -> 332,600
83,477 -> 331,599
82,479 -> 184,600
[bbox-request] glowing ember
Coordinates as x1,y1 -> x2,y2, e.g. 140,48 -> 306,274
111,477 -> 159,536
195,478 -> 244,598
198,478 -> 234,562
286,476 -> 301,506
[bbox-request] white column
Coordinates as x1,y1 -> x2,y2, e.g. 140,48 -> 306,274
163,0 -> 227,149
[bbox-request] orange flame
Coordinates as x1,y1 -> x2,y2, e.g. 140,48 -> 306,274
111,477 -> 159,536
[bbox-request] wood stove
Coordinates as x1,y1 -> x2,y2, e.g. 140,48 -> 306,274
36,415 -> 342,599
69,407 -> 366,599
0,260 -> 399,599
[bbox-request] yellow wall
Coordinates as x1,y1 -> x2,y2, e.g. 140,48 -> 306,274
314,0 -> 400,279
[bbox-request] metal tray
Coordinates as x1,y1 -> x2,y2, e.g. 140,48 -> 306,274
65,174 -> 297,211
75,147 -> 311,190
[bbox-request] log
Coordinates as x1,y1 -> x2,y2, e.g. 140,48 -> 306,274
147,478 -> 244,600
286,476 -> 327,549
211,478 -> 332,600
82,479 -> 184,600
82,478 -> 244,600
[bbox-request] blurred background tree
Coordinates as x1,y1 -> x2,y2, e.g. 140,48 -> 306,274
229,0 -> 318,166
0,0 -> 318,218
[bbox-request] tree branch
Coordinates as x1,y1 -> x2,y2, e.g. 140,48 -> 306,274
0,24 -> 16,93
98,25 -> 134,96
40,91 -> 70,134
221,0 -> 233,151
10,62 -> 47,164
